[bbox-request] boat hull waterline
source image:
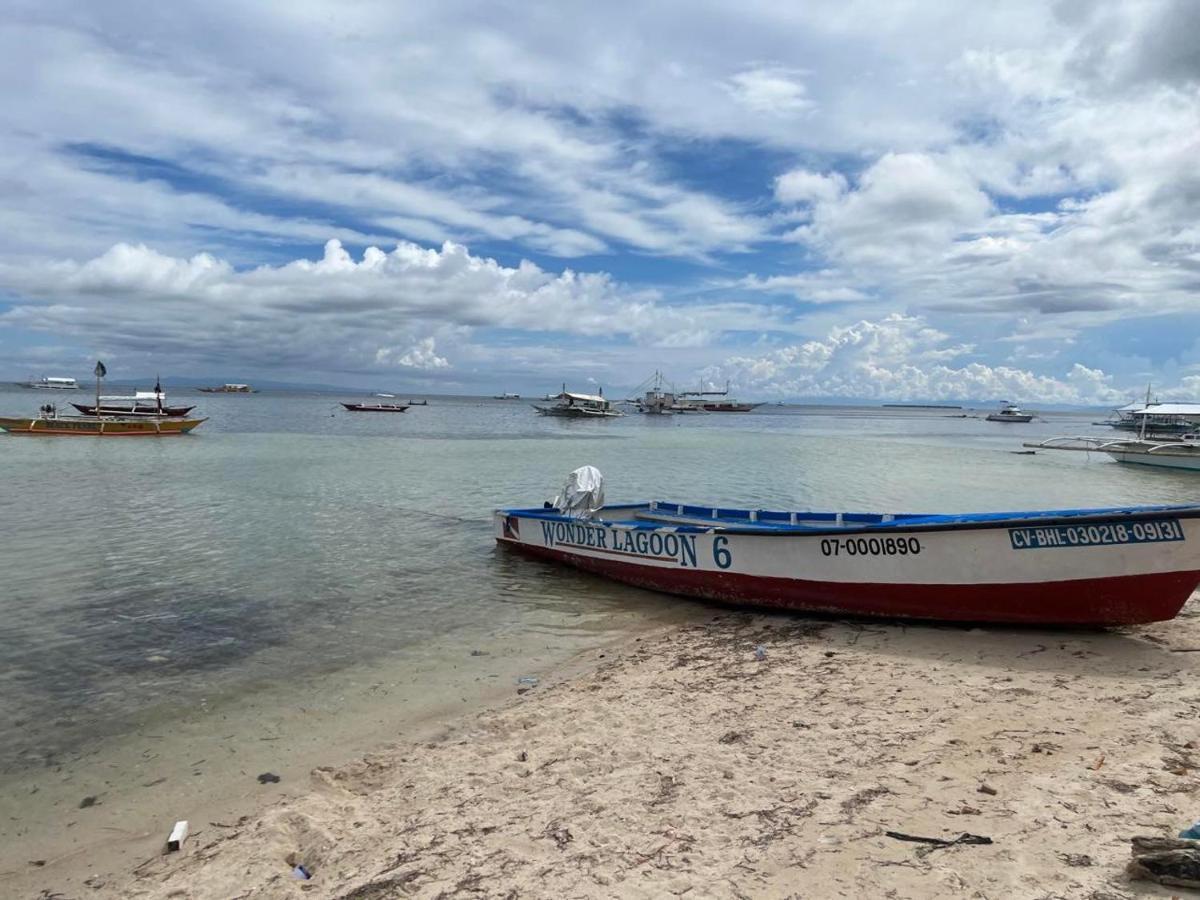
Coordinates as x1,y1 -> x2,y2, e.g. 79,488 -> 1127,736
0,416 -> 207,436
494,502 -> 1200,625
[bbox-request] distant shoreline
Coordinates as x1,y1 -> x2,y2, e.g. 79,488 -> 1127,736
882,403 -> 964,409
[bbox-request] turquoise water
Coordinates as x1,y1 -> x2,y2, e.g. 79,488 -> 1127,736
1,386 -> 1198,777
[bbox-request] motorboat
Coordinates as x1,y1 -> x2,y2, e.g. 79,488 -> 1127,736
986,403 -> 1034,423
496,470 -> 1200,625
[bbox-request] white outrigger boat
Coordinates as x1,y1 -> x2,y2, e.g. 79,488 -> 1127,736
1025,435 -> 1200,472
534,389 -> 623,418
496,468 -> 1200,626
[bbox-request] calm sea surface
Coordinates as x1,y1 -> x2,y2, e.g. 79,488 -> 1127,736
1,386 -> 1198,792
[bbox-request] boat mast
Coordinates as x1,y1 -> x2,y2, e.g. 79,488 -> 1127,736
1140,383 -> 1150,441
94,360 -> 106,418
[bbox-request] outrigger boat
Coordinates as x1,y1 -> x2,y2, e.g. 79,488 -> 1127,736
1024,435 -> 1200,472
342,402 -> 409,412
70,377 -> 194,417
0,407 -> 206,436
1,362 -> 206,436
533,389 -> 623,418
496,469 -> 1200,625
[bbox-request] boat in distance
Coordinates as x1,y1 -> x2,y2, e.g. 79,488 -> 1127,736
23,376 -> 80,390
72,398 -> 196,417
341,402 -> 409,412
986,402 -> 1034,423
534,390 -> 623,418
495,500 -> 1200,625
198,383 -> 256,393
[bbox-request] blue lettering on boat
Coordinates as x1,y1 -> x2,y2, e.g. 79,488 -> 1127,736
1009,518 -> 1185,550
537,519 -> 698,566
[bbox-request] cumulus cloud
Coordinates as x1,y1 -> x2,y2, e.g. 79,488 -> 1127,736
774,169 -> 847,206
377,337 -> 450,370
2,1 -> 1200,392
726,67 -> 814,116
0,238 -> 789,377
702,314 -> 1130,403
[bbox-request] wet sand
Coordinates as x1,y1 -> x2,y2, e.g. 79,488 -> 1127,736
17,599 -> 1200,898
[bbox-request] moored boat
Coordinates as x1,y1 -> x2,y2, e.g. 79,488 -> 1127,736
496,478 -> 1200,625
1025,436 -> 1200,471
342,402 -> 409,412
198,383 -> 256,393
494,392 -> 521,400
533,389 -> 623,418
986,402 -> 1034,423
0,409 -> 206,436
676,380 -> 761,413
23,376 -> 79,390
70,377 -> 194,417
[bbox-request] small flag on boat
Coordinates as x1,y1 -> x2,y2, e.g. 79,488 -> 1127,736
94,361 -> 107,377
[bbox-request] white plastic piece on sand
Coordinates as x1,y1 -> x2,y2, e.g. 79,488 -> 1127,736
166,820 -> 189,852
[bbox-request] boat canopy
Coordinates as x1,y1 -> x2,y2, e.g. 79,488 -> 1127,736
558,391 -> 607,404
1132,404 -> 1200,417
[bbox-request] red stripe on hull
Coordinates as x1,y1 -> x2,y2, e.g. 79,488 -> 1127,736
502,541 -> 1198,626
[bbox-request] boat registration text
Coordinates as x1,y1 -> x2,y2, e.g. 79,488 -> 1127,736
1009,519 -> 1184,550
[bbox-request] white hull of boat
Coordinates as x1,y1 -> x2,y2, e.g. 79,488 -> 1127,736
495,501 -> 1200,625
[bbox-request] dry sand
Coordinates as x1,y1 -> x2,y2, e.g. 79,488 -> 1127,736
22,599 -> 1200,899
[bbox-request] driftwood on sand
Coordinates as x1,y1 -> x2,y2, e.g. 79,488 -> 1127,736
1127,835 -> 1200,889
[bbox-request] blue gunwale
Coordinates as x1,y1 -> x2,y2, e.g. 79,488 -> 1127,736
498,501 -> 1200,537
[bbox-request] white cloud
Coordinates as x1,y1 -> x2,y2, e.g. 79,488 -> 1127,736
774,169 -> 847,206
377,337 -> 450,370
726,67 -> 814,116
795,154 -> 992,268
703,313 -> 1130,403
0,238 -> 789,378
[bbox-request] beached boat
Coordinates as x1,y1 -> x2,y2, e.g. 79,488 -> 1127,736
533,390 -> 623,418
23,376 -> 79,390
199,383 -> 256,393
1025,435 -> 1200,472
496,485 -> 1200,625
341,402 -> 409,412
986,402 -> 1034,423
0,409 -> 206,436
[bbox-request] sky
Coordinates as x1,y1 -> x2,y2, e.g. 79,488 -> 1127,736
1,0 -> 1199,403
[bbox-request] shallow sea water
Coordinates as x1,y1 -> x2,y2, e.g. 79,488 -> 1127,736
1,385 -> 1198,865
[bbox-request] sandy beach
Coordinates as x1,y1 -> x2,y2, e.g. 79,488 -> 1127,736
12,594 -> 1195,899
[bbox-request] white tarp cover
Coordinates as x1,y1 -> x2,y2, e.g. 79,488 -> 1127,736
552,466 -> 605,519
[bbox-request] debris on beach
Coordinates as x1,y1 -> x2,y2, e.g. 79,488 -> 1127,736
885,830 -> 993,856
977,783 -> 998,796
1128,835 -> 1200,889
256,772 -> 281,784
166,820 -> 189,852
78,795 -> 97,809
754,645 -> 767,661
292,864 -> 312,880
